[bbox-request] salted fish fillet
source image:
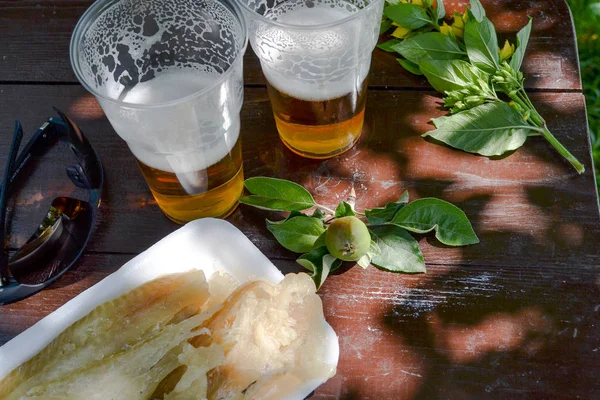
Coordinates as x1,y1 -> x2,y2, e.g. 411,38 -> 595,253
0,270 -> 210,399
162,343 -> 225,400
199,273 -> 335,400
18,308 -> 218,400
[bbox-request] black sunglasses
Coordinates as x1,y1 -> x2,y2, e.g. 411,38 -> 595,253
0,109 -> 103,305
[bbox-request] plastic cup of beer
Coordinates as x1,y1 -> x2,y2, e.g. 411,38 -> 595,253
239,0 -> 384,159
70,0 -> 247,223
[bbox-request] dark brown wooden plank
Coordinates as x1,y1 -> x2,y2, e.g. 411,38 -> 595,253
0,0 -> 581,91
0,256 -> 598,398
0,85 -> 598,268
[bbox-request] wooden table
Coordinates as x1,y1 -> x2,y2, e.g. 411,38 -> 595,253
1,0 -> 599,398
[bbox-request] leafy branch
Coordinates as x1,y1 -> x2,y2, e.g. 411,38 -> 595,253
240,177 -> 479,289
379,0 -> 585,174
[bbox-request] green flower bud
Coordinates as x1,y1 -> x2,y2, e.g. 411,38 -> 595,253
447,90 -> 461,100
465,96 -> 483,106
508,101 -> 523,113
467,83 -> 479,92
478,78 -> 490,91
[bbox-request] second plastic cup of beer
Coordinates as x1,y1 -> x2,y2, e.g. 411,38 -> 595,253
70,0 -> 247,223
240,0 -> 384,159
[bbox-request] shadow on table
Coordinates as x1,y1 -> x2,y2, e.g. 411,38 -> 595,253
380,230 -> 600,399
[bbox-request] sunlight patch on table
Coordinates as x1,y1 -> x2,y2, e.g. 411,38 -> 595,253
429,306 -> 554,364
69,94 -> 105,120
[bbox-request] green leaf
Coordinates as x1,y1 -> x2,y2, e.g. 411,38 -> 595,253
464,17 -> 500,73
266,216 -> 326,253
359,239 -> 382,269
297,248 -> 341,290
365,191 -> 410,224
370,225 -> 426,273
335,202 -> 355,218
424,102 -> 532,156
393,32 -> 465,65
311,207 -> 326,219
469,0 -> 486,22
419,59 -> 488,92
384,4 -> 432,30
435,0 -> 446,21
265,210 -> 304,226
368,239 -> 381,257
397,59 -> 423,75
357,254 -> 371,269
378,38 -> 402,53
392,198 -> 479,246
380,18 -> 393,35
312,230 -> 327,249
357,240 -> 381,269
398,190 -> 410,203
509,18 -> 533,72
297,258 -> 315,273
241,177 -> 316,211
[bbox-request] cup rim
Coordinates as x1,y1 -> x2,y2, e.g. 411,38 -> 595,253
70,0 -> 249,109
238,0 -> 383,31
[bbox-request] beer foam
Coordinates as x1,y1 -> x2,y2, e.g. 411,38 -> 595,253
120,70 -> 213,104
100,69 -> 240,180
262,63 -> 369,102
256,1 -> 371,101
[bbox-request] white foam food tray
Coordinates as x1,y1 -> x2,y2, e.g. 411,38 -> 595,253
0,218 -> 339,399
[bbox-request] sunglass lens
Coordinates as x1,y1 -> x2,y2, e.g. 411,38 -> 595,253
9,197 -> 93,285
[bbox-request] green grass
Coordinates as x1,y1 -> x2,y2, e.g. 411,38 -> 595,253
566,0 -> 600,187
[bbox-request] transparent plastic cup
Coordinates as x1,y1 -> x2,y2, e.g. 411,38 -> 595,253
70,0 -> 248,223
239,0 -> 384,159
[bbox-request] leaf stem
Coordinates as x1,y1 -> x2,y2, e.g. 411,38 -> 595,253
518,88 -> 538,113
509,89 -> 585,174
426,7 -> 440,30
538,125 -> 585,174
316,204 -> 336,215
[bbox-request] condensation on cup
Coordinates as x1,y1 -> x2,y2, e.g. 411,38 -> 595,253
70,0 -> 247,223
240,0 -> 384,158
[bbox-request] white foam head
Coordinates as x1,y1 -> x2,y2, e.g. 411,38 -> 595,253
250,0 -> 382,101
99,69 -> 241,179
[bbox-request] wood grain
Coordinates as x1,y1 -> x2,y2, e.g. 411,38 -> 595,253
0,0 -> 582,90
0,0 -> 598,398
0,85 -> 597,267
1,255 -> 598,398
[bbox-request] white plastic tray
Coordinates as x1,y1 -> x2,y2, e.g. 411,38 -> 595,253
0,218 -> 339,399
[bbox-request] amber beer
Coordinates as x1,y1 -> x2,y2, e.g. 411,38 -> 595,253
95,69 -> 246,224
246,0 -> 383,158
266,78 -> 368,158
70,0 -> 248,223
135,137 -> 243,224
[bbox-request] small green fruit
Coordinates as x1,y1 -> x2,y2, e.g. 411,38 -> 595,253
325,216 -> 371,262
